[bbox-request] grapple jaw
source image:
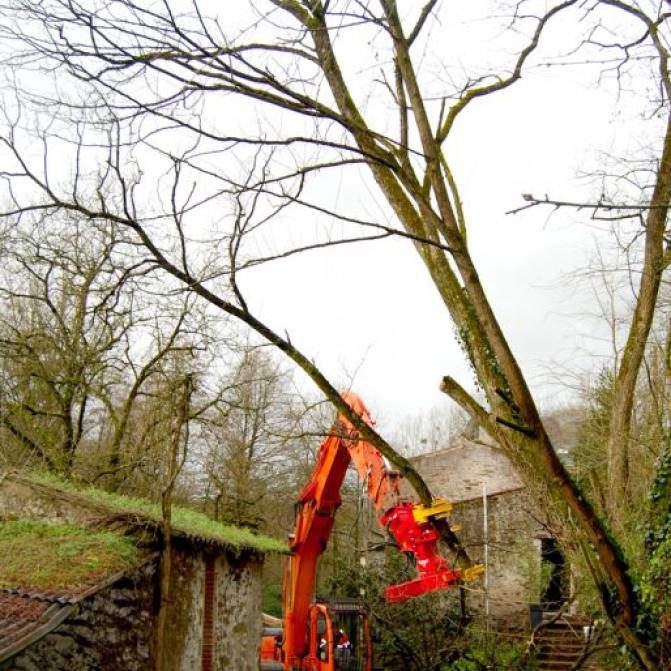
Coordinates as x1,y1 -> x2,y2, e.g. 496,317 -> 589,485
383,566 -> 462,604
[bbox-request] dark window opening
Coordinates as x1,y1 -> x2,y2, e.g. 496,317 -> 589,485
540,538 -> 568,610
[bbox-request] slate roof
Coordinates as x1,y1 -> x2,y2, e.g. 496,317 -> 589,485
0,593 -> 72,663
405,436 -> 524,503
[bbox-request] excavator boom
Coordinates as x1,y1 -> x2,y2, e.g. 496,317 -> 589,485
267,393 -> 482,669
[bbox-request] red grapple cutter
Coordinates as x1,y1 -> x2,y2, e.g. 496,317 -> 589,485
381,499 -> 481,604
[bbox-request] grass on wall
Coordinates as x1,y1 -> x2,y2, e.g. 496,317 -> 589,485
0,520 -> 139,591
29,472 -> 287,554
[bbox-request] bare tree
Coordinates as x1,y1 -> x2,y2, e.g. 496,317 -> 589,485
92,296 -> 212,490
201,345 -> 296,529
0,1 -> 669,666
0,212 -> 213,485
510,0 -> 671,522
0,215 -> 142,473
393,403 -> 468,456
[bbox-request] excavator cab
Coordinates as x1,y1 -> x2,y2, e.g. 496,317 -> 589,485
307,598 -> 372,671
260,598 -> 374,671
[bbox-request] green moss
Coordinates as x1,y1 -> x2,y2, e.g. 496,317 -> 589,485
0,520 -> 139,591
29,472 -> 286,554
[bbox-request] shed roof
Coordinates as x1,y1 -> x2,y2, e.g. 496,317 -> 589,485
0,593 -> 73,664
0,470 -> 287,661
0,470 -> 287,664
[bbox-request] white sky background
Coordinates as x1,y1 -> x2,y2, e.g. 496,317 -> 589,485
231,2 -> 651,435
0,0 -> 661,442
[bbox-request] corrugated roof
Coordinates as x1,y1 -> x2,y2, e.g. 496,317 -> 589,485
1,565 -> 136,606
0,565 -> 138,664
0,593 -> 73,663
0,515 -> 148,664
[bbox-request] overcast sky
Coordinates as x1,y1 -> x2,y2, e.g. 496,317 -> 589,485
0,1 -> 659,441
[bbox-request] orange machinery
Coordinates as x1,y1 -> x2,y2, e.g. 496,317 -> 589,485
261,393 -> 483,671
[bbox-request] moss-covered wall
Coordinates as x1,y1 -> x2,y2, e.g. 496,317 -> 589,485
213,552 -> 263,671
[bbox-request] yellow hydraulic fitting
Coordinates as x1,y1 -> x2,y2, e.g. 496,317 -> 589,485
412,497 -> 453,524
461,564 -> 485,582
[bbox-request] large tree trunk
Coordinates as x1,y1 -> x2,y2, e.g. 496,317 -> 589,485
606,112 -> 671,522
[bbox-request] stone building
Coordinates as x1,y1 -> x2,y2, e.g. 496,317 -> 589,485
0,474 -> 283,671
406,432 -> 571,629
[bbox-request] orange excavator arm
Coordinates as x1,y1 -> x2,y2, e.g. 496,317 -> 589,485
282,393 -> 483,665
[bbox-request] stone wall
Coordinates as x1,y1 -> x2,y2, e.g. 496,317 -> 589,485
213,553 -> 263,670
164,546 -> 204,671
0,479 -> 95,526
449,489 -> 542,628
160,542 -> 263,671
